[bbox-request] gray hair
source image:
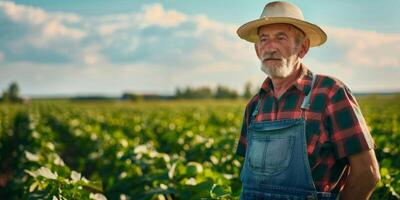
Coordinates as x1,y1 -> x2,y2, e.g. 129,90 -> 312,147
288,25 -> 306,47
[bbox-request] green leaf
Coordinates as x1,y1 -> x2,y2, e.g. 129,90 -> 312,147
210,184 -> 231,198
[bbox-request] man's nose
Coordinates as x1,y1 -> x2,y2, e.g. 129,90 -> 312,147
263,40 -> 277,53
264,44 -> 277,55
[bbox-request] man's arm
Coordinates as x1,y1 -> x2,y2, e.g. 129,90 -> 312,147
339,149 -> 381,200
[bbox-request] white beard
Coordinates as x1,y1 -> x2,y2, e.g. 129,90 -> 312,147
260,59 -> 294,78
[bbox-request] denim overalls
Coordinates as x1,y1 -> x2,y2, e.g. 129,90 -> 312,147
240,74 -> 338,200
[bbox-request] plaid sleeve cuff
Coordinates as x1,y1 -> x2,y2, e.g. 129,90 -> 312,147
333,132 -> 375,159
236,105 -> 251,157
236,123 -> 248,157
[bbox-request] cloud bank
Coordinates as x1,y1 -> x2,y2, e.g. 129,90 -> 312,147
0,1 -> 399,95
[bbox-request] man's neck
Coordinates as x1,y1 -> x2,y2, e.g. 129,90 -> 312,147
270,62 -> 302,99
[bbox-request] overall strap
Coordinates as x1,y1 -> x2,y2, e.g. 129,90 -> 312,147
249,94 -> 262,124
301,73 -> 317,110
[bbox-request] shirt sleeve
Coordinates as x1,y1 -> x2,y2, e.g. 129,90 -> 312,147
236,110 -> 248,157
236,97 -> 258,157
324,84 -> 375,159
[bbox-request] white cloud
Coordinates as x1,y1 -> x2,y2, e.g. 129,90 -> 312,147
302,26 -> 400,92
139,3 -> 187,28
179,34 -> 256,69
93,4 -> 254,69
97,3 -> 188,36
0,1 -> 47,25
191,15 -> 236,36
98,22 -> 131,36
325,26 -> 400,68
96,14 -> 135,36
0,1 -> 85,49
41,20 -> 85,40
0,1 -> 81,24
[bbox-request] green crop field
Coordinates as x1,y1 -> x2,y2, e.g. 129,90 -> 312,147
0,96 -> 399,200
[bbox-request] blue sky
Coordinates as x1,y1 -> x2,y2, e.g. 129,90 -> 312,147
1,0 -> 400,96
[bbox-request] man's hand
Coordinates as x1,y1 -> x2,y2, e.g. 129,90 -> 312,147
340,149 -> 381,200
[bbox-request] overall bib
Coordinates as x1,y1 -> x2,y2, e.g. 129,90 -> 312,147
240,74 -> 338,200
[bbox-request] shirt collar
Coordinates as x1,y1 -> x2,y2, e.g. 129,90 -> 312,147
259,63 -> 313,96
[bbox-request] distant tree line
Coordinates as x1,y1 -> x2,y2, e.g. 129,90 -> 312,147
176,82 -> 255,99
1,82 -> 23,103
175,86 -> 241,99
1,82 -> 257,102
122,82 -> 256,101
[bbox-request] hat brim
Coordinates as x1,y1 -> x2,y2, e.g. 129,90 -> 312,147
237,17 -> 327,47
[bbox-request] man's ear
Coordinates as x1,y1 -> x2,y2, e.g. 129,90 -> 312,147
255,43 -> 261,59
298,38 -> 310,58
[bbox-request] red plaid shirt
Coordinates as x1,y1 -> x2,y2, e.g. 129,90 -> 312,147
236,64 -> 375,192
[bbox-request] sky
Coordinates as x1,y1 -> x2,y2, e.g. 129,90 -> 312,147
1,0 -> 400,97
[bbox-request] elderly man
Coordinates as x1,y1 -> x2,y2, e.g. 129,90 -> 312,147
235,1 -> 380,200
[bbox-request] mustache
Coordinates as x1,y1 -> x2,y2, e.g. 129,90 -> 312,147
261,52 -> 282,61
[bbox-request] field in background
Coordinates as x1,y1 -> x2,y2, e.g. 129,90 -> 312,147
0,96 -> 399,199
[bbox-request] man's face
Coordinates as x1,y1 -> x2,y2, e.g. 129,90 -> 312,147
255,23 -> 306,78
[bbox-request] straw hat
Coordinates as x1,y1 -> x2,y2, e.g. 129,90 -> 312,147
237,1 -> 327,47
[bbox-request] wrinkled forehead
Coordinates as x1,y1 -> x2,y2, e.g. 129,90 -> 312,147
257,23 -> 304,37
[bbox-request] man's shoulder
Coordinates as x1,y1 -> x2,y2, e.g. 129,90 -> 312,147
316,74 -> 348,91
315,74 -> 357,104
244,93 -> 260,112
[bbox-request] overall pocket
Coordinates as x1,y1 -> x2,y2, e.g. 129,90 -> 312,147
247,133 -> 294,176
